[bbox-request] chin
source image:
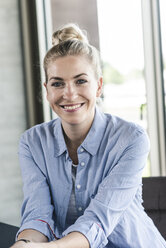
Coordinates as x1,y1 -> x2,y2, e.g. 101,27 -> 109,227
63,116 -> 85,125
67,120 -> 83,126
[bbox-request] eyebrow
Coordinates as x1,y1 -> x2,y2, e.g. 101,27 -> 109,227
49,73 -> 88,81
73,73 -> 88,79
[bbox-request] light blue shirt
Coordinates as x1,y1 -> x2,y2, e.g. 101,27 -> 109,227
17,107 -> 166,247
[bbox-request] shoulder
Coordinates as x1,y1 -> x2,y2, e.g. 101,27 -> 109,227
20,118 -> 60,143
104,113 -> 150,149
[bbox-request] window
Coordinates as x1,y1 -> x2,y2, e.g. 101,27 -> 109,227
97,0 -> 166,176
97,0 -> 149,175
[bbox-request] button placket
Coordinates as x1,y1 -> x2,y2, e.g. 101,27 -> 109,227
75,149 -> 90,216
80,148 -> 84,153
76,184 -> 81,190
80,162 -> 85,167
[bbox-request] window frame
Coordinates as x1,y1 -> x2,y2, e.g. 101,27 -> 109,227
141,0 -> 166,176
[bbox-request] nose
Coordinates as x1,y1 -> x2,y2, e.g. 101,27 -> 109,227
63,83 -> 78,101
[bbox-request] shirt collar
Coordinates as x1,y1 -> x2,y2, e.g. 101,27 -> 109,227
53,106 -> 108,157
81,106 -> 107,156
53,118 -> 67,157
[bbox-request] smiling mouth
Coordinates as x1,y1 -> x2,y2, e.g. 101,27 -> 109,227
60,103 -> 85,110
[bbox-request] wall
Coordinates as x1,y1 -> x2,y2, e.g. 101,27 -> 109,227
51,0 -> 100,49
0,0 -> 26,226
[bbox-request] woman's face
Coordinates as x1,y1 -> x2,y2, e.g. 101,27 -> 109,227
44,55 -> 102,128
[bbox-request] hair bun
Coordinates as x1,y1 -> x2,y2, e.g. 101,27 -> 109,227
52,23 -> 89,46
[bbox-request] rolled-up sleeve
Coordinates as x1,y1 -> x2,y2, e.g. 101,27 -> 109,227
63,129 -> 150,247
16,134 -> 55,241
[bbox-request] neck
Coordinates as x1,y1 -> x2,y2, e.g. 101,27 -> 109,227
62,113 -> 95,149
62,122 -> 90,149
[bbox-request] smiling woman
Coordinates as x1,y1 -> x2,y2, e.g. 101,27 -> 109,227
44,55 -> 102,131
10,23 -> 166,248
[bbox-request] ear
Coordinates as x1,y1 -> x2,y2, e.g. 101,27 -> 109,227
96,77 -> 103,97
43,82 -> 49,100
43,82 -> 48,93
43,82 -> 47,89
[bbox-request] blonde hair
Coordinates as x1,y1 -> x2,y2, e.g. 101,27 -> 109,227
52,23 -> 88,46
44,23 -> 102,82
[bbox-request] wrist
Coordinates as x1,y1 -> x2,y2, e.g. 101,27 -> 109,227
16,238 -> 31,243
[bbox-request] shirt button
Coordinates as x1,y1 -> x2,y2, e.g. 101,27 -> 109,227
76,184 -> 81,189
80,148 -> 84,152
80,162 -> 85,167
78,207 -> 82,211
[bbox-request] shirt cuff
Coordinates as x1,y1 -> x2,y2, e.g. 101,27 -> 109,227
16,219 -> 56,242
62,222 -> 108,248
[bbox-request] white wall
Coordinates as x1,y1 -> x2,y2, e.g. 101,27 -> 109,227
0,0 -> 27,226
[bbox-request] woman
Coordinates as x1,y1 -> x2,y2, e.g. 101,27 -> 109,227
11,24 -> 166,248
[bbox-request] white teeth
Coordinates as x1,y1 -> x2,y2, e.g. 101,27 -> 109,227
63,104 -> 81,110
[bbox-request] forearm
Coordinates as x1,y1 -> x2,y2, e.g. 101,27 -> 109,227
17,229 -> 48,242
11,231 -> 89,248
49,232 -> 90,248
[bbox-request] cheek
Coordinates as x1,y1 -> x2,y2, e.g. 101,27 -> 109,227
46,92 -> 52,102
83,88 -> 95,100
47,89 -> 58,101
90,84 -> 100,99
86,90 -> 98,102
46,94 -> 56,106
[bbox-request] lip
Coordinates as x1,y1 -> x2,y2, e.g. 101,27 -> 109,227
59,103 -> 85,112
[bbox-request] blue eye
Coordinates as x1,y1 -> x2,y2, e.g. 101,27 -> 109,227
77,79 -> 87,84
51,82 -> 64,87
